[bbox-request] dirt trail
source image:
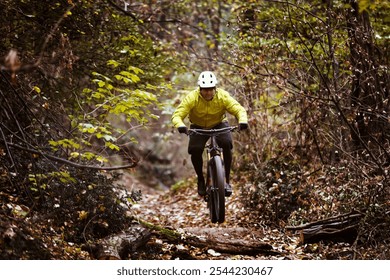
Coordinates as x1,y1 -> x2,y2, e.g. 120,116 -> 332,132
130,177 -> 307,260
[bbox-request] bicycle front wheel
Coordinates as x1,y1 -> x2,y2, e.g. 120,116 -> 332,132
209,155 -> 225,223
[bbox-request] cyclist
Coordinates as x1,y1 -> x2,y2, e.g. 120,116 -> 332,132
171,71 -> 248,197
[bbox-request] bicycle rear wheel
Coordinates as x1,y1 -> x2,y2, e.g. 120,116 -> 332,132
208,155 -> 225,223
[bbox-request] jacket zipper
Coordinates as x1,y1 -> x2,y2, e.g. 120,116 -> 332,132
205,98 -> 209,128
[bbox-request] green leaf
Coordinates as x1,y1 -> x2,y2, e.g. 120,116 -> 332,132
107,60 -> 120,67
33,86 -> 41,93
81,152 -> 96,160
128,66 -> 144,74
102,135 -> 116,141
70,152 -> 80,158
105,142 -> 120,151
119,71 -> 141,83
98,80 -> 105,87
49,140 -> 59,147
91,92 -> 105,99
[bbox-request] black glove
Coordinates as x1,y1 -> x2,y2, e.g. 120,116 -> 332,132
177,126 -> 188,134
239,123 -> 248,131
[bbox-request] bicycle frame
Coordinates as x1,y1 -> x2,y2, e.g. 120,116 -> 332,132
188,125 -> 237,167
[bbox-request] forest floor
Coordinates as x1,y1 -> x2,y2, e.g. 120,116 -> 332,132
130,177 -> 357,260
1,168 -> 385,260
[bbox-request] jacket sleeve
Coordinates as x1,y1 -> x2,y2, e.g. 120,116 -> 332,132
223,91 -> 248,124
171,94 -> 192,128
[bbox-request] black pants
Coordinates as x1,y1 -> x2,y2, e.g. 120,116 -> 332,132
188,122 -> 233,184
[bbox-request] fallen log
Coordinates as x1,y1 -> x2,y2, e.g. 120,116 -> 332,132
139,221 -> 277,257
182,227 -> 276,256
185,235 -> 275,256
286,211 -> 363,244
86,224 -> 152,260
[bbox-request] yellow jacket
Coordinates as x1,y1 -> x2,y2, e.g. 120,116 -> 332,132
171,88 -> 248,129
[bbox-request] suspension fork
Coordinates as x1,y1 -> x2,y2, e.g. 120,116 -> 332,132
208,135 -> 222,158
206,135 -> 223,188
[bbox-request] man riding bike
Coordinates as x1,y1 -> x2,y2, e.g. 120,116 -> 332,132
171,71 -> 248,197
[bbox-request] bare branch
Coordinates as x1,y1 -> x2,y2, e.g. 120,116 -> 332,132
3,141 -> 138,171
105,0 -> 138,21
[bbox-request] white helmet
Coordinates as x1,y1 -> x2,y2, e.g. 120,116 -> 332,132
197,71 -> 218,88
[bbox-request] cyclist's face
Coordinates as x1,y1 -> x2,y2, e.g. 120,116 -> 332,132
200,87 -> 216,101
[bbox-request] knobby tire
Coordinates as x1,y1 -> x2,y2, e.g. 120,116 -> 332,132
207,162 -> 217,223
209,155 -> 225,223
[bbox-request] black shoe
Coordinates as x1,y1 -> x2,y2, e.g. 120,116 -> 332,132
197,178 -> 206,196
225,183 -> 232,197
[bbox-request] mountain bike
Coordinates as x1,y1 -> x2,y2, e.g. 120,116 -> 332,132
187,126 -> 237,223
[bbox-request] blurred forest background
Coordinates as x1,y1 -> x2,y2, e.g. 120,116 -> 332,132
0,0 -> 389,260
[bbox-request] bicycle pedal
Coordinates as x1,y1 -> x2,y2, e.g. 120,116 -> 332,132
225,184 -> 232,197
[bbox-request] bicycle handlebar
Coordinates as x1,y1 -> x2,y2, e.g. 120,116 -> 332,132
187,126 -> 238,136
